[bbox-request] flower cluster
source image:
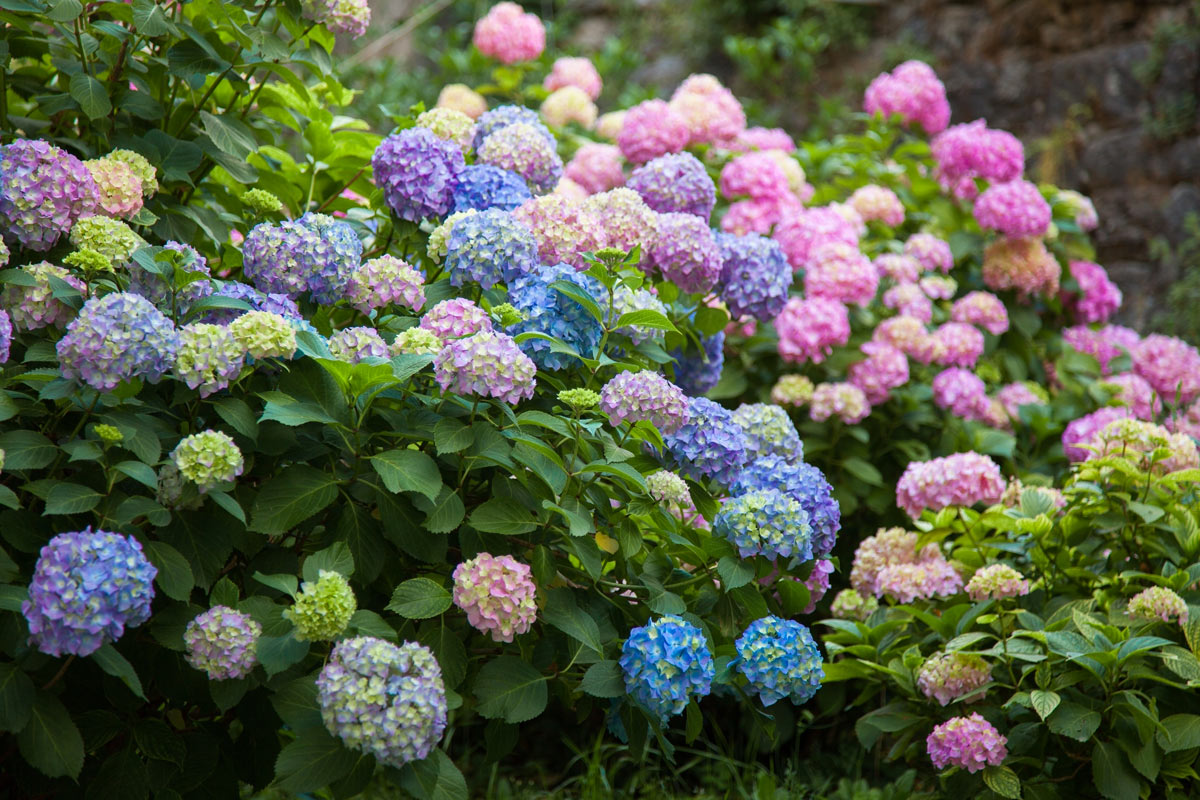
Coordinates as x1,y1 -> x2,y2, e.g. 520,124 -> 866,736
850,527 -> 963,602
0,139 -> 97,250
329,326 -> 389,363
926,714 -> 1008,773
286,570 -> 357,641
372,127 -> 465,221
732,456 -> 840,557
715,488 -> 813,561
434,330 -> 537,404
617,99 -> 690,165
184,606 -> 262,681
647,213 -> 722,294
452,553 -> 538,643
735,616 -> 823,706
473,1 -> 544,63
731,403 -> 803,462
809,382 -> 870,424
229,311 -> 297,360
896,452 -> 1006,519
600,371 -> 690,433
58,293 -> 178,392
1065,260 -> 1122,323
670,332 -> 725,397
174,323 -> 243,397
477,122 -> 563,194
951,291 -> 1009,335
346,255 -> 425,314
620,616 -> 714,722
775,297 -> 850,364
966,564 -> 1031,602
565,143 -> 625,194
1133,334 -> 1200,405
931,120 -> 1024,199
831,589 -> 879,620
507,263 -> 604,369
717,232 -> 792,320
627,152 -> 715,218
1127,587 -> 1189,625
917,652 -> 991,706
663,397 -> 749,487
973,180 -> 1050,238
862,60 -> 950,134
3,261 -> 86,330
172,431 -> 244,492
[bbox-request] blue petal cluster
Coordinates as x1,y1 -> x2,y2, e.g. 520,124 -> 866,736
735,616 -> 824,706
732,455 -> 841,557
714,488 -> 813,561
243,215 -> 360,303
22,528 -> 157,657
297,212 -> 363,303
663,396 -> 749,487
670,332 -> 724,396
507,263 -> 604,369
0,309 -> 10,364
204,282 -> 301,324
625,152 -> 716,220
473,105 -> 554,150
716,232 -> 792,321
452,164 -> 532,213
445,209 -> 540,289
316,636 -> 448,768
730,403 -> 803,462
619,616 -> 714,723
372,127 -> 466,221
57,292 -> 179,392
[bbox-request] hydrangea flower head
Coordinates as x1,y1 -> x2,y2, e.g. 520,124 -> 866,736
242,219 -> 325,298
646,470 -> 692,511
229,310 -> 297,360
732,456 -> 840,557
974,180 -> 1051,238
771,374 -> 815,406
920,274 -> 958,299
174,323 -> 244,397
511,194 -> 602,269
420,298 -> 493,339
373,127 -> 466,221
731,403 -> 803,462
1061,406 -> 1133,462
437,84 -> 488,120
736,616 -> 823,706
882,282 -> 933,322
669,73 -> 746,145
184,606 -> 262,680
0,139 -> 98,250
540,87 -> 598,129
1128,587 -> 1188,625
286,569 -> 356,641
804,242 -> 879,307
586,188 -> 657,254
1100,372 -> 1160,420
84,157 -> 143,219
733,127 -> 797,152
875,253 -> 922,284
1059,189 -> 1099,231
927,714 -> 1008,773
720,195 -> 803,236
1065,260 -> 1122,324
931,120 -> 1024,200
895,452 -> 1005,519
951,291 -> 1009,335
933,323 -> 985,368
620,616 -> 714,723
317,637 -> 447,768
106,149 -> 157,196
917,652 -> 991,706
392,327 -> 442,356
720,152 -> 790,202
997,381 -> 1047,421
128,241 -> 213,315
451,164 -> 532,213
670,332 -> 724,397
346,255 -> 425,314
716,232 -> 792,320
1133,334 -> 1200,405
831,589 -> 878,620
663,396 -> 749,487
506,263 -> 604,369
303,0 -> 370,35
172,430 -> 244,492
863,60 -> 950,134
715,488 -> 812,561
982,236 -> 1060,297
69,215 -> 141,265
473,2 -> 545,63
1062,324 -> 1139,375
444,208 -> 539,289
810,382 -> 870,424
452,553 -> 538,642
775,297 -> 850,364
848,185 -> 904,226
434,330 -> 537,404
22,528 -> 156,657
848,342 -> 910,406
477,122 -> 563,194
415,107 -> 476,152
2,261 -> 86,330
58,293 -> 178,391
966,564 -> 1030,602
611,284 -> 669,346
545,56 -> 602,99
905,232 -> 954,272
565,143 -> 625,195
773,206 -> 860,271
600,371 -> 690,433
850,527 -> 963,601
329,326 -> 389,363
617,99 -> 690,165
627,152 -> 716,219
645,212 -> 722,294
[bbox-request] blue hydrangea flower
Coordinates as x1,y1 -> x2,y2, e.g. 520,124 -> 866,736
296,212 -> 363,303
127,241 -> 213,315
663,396 -> 749,487
452,164 -> 532,213
372,127 -> 466,221
57,292 -> 179,392
0,309 -> 11,364
242,220 -> 319,298
671,332 -> 724,396
507,263 -> 604,369
473,105 -> 554,151
735,616 -> 823,706
22,528 -> 157,657
445,209 -> 539,289
716,232 -> 792,321
184,606 -> 262,681
620,616 -> 714,723
730,403 -> 803,462
317,637 -> 448,768
204,282 -> 301,324
732,455 -> 841,557
625,152 -> 716,220
714,488 -> 813,561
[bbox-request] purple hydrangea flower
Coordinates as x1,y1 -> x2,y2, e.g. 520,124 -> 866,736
927,714 -> 1008,773
1,261 -> 86,331
599,371 -> 690,433
0,309 -> 10,364
328,326 -> 390,362
184,606 -> 262,680
476,122 -> 564,194
346,255 -> 425,314
626,152 -> 716,220
295,212 -> 363,303
57,292 -> 179,391
0,139 -> 98,251
663,396 -> 749,487
716,232 -> 792,320
473,105 -> 554,151
452,164 -> 533,213
372,127 -> 466,221
204,282 -> 302,324
646,213 -> 722,294
434,330 -> 537,404
731,403 -> 803,462
445,208 -> 540,289
22,528 -> 156,657
420,298 -> 493,339
671,332 -> 725,396
732,455 -> 840,557
506,263 -> 604,369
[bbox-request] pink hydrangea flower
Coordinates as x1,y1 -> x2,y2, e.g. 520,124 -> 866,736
997,382 -> 1046,421
810,382 -> 869,424
420,298 -> 492,339
804,242 -> 879,307
848,342 -> 910,405
774,296 -> 850,364
564,143 -> 624,194
951,291 -> 1009,335
85,158 -> 144,219
433,330 -> 536,405
848,185 -> 904,227
544,56 -> 602,100
1133,334 -> 1200,405
982,237 -> 1060,297
720,152 -> 791,202
1065,260 -> 1122,323
1167,400 -> 1200,440
452,553 -> 538,642
1128,587 -> 1189,625
473,2 -> 545,64
1059,189 -> 1099,231
863,60 -> 951,135
932,322 -> 985,368
918,652 -> 992,706
895,452 -> 1005,519
1101,372 -> 1161,420
732,127 -> 797,152
973,179 -> 1051,238
1062,324 -> 1140,375
513,193 -> 603,270
773,206 -> 860,271
850,527 -> 962,601
919,275 -> 958,299
882,283 -> 933,322
873,315 -> 940,364
875,253 -> 922,284
905,232 -> 954,273
585,188 -> 657,254
927,714 -> 1008,773
669,74 -> 746,145
932,368 -> 990,419
931,120 -> 1024,200
966,564 -> 1030,602
720,195 -> 803,235
1061,406 -> 1132,462
617,99 -> 690,164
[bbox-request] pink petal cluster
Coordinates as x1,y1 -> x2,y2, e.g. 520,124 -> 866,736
848,185 -> 904,227
895,452 -> 1005,519
931,120 -> 1024,200
434,330 -> 537,405
973,179 -> 1051,238
420,298 -> 492,339
951,291 -> 1009,335
669,74 -> 746,146
873,315 -> 940,364
875,253 -> 922,284
932,322 -> 985,368
1061,406 -> 1132,461
773,206 -> 860,271
1133,334 -> 1200,405
1089,418 -> 1199,474
472,2 -> 545,64
564,143 -> 624,194
905,233 -> 954,273
804,242 -> 878,307
512,194 -> 602,269
1065,260 -> 1122,323
850,527 -> 962,601
932,368 -> 990,420
774,296 -> 850,364
981,237 -> 1060,297
1167,400 -> 1200,440
863,60 -> 951,135
1062,324 -> 1140,375
720,152 -> 791,201
720,195 -> 802,236
452,553 -> 538,643
965,564 -> 1030,602
927,714 -> 1008,773
1102,372 -> 1161,420
85,158 -> 144,219
848,342 -> 910,405
732,127 -> 796,152
919,275 -> 958,300
544,56 -> 602,100
882,283 -> 933,322
997,382 -> 1045,420
1128,586 -> 1189,625
1059,189 -> 1099,231
617,99 -> 690,164
917,652 -> 992,706
809,382 -> 869,424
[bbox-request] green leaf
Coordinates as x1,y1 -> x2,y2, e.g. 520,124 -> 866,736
114,460 -> 158,490
45,0 -> 82,21
69,73 -> 112,119
93,644 -> 146,698
1048,701 -> 1102,742
0,430 -> 57,469
87,745 -> 149,800
1092,740 -> 1141,800
131,0 -> 172,35
253,571 -> 299,598
270,676 -> 322,731
580,660 -> 625,698
387,578 -> 451,619
257,633 -> 310,677
1030,689 -> 1061,721
1156,714 -> 1200,752
208,490 -> 246,523
474,656 -> 548,724
418,623 -> 468,689
371,450 -> 442,502
841,457 -> 883,487
413,486 -> 466,534
43,482 -> 102,515
302,542 -> 354,582
397,749 -> 468,800
433,418 -> 474,455
273,726 -> 358,792
199,111 -> 257,157
143,541 -> 194,602
133,719 -> 186,765
694,306 -> 728,336
260,391 -> 342,427
982,765 -> 1022,799
166,39 -> 230,80
469,498 -> 537,535
0,662 -> 34,733
541,588 -> 604,654
214,398 -> 258,440
18,691 -> 84,779
616,309 -> 677,332
716,557 -> 754,590
335,502 -> 387,583
249,465 -> 339,535
548,280 -> 603,324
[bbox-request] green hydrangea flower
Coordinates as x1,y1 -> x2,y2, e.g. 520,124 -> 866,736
391,327 -> 441,356
63,248 -> 114,275
241,189 -> 283,215
171,430 -> 245,492
93,424 -> 124,444
106,149 -> 157,196
558,388 -> 599,410
489,302 -> 524,327
229,311 -> 297,360
68,216 -> 141,264
286,570 -> 357,641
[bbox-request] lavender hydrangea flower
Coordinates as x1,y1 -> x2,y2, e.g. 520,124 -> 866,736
445,208 -> 539,289
735,616 -> 823,706
295,212 -> 363,303
184,606 -> 262,680
452,164 -> 533,213
473,105 -> 554,151
372,127 -> 466,221
927,714 -> 1008,773
317,637 -> 448,768
476,122 -> 564,194
174,323 -> 244,397
0,139 -> 98,250
917,652 -> 991,706
58,293 -> 178,391
716,488 -> 813,561
242,220 -> 323,298
204,282 -> 301,324
22,528 -> 156,657
452,553 -> 538,643
670,332 -> 725,396
732,456 -> 840,557
626,152 -> 716,219
434,330 -> 537,404
663,396 -> 749,487
420,298 -> 493,339
599,371 -> 690,433
731,403 -> 803,462
620,616 -> 714,723
346,255 -> 425,314
506,263 -> 604,369
716,232 -> 792,320
0,309 -> 10,363
328,326 -> 389,363
2,262 -> 86,331
646,213 -> 721,294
